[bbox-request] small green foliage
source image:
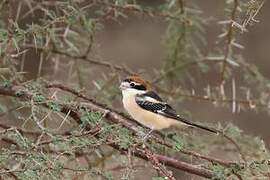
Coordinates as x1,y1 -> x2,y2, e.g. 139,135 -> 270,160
62,95 -> 73,103
171,134 -> 185,151
116,127 -> 135,149
0,153 -> 9,164
210,164 -> 227,180
8,130 -> 32,149
224,123 -> 242,138
2,79 -> 11,88
80,108 -> 103,127
103,172 -> 113,180
32,94 -> 46,103
18,169 -> 39,180
90,169 -> 113,180
47,101 -> 61,112
69,136 -> 91,147
229,163 -> 245,174
0,28 -> 8,39
101,124 -> 135,149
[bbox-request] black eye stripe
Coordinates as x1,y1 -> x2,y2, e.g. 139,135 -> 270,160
122,79 -> 146,90
124,79 -> 131,82
133,85 -> 146,90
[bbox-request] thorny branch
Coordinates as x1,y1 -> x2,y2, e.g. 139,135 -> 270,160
21,44 -> 134,75
27,0 -> 187,23
0,1 -> 268,179
220,0 -> 239,85
0,82 -> 246,179
47,83 -> 246,164
158,87 -> 270,110
218,0 -> 264,84
96,1 -> 186,23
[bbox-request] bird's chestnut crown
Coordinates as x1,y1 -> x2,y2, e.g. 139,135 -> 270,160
120,75 -> 150,91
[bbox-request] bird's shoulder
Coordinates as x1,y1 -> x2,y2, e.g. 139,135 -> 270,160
138,91 -> 163,102
135,91 -> 178,118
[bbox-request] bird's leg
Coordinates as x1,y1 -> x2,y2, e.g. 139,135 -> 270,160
142,128 -> 154,143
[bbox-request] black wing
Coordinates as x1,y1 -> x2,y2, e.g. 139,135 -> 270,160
143,91 -> 163,102
135,92 -> 179,118
135,92 -> 217,134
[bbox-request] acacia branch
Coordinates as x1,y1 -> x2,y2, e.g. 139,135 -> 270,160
46,83 -> 245,165
0,82 -> 241,167
21,44 -> 134,75
0,83 -> 217,178
96,0 -> 186,22
0,82 -> 248,179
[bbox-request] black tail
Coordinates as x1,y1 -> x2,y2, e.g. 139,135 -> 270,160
176,115 -> 218,134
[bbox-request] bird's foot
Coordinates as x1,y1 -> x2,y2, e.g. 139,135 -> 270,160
141,128 -> 154,145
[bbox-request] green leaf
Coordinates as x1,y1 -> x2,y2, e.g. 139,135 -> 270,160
47,101 -> 61,112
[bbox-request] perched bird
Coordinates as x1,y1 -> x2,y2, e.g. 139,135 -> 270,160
119,75 -> 217,134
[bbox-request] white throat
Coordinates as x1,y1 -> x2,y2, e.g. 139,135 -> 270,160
121,88 -> 145,100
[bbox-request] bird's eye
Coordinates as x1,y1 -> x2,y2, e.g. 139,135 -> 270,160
130,82 -> 135,87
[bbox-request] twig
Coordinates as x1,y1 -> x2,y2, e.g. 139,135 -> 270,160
0,83 -> 216,178
134,147 -> 176,180
22,44 -> 134,75
157,87 -> 269,109
220,0 -> 239,84
134,147 -> 213,179
46,83 -> 244,165
152,58 -> 223,83
96,0 -> 187,23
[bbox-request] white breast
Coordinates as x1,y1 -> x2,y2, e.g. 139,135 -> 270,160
122,90 -> 180,130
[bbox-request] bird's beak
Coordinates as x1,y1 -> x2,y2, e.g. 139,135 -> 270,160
119,82 -> 129,90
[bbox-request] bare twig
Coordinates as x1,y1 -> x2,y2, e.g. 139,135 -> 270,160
22,44 -> 134,75
96,0 -> 187,23
152,58 -> 223,83
220,0 -> 239,84
134,147 -> 176,180
157,87 -> 269,109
